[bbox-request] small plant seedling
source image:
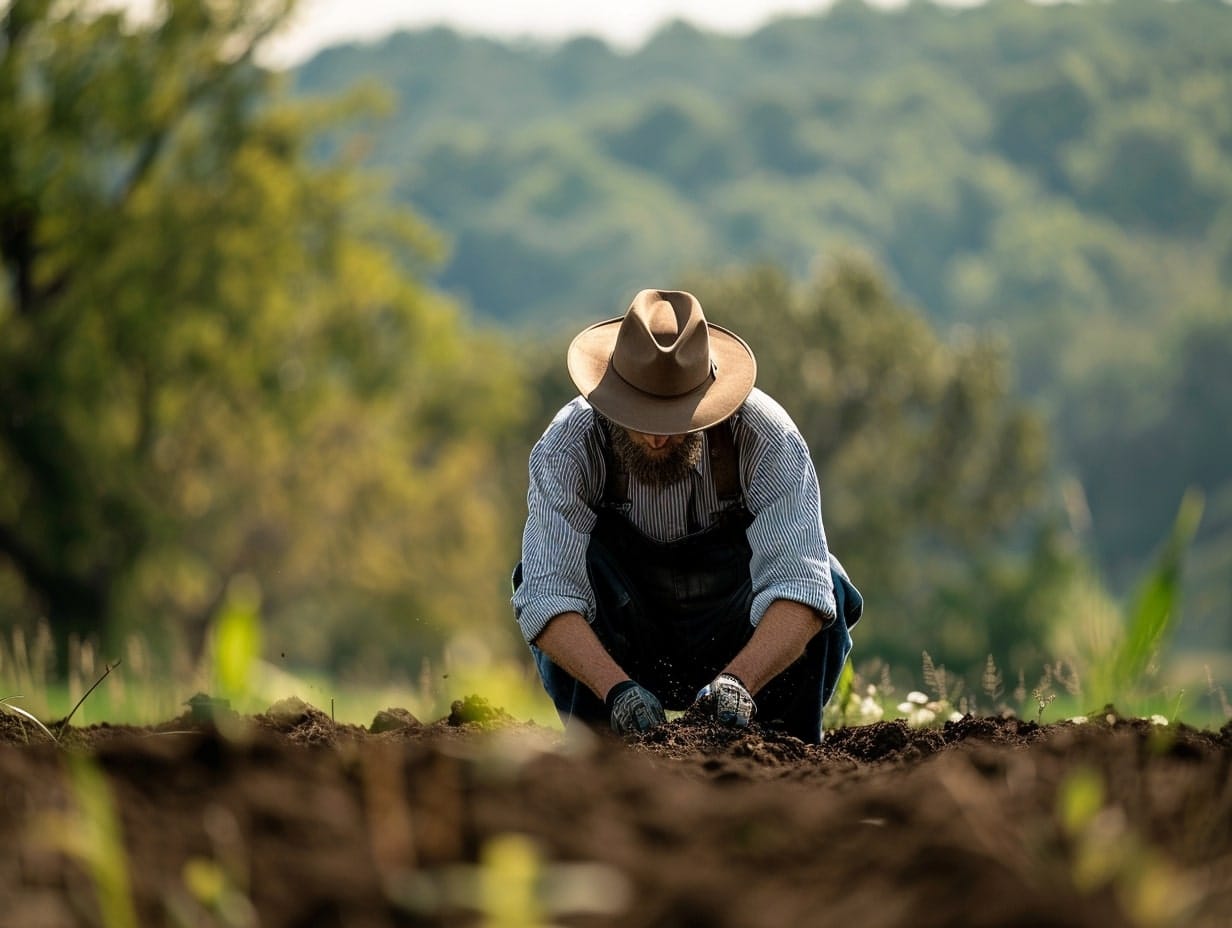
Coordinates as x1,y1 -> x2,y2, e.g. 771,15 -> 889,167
2,658 -> 124,743
1033,687 -> 1056,723
53,659 -> 123,738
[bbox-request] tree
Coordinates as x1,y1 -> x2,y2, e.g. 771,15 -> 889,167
1066,107 -> 1228,236
690,257 -> 1073,679
0,0 -> 529,671
1059,308 -> 1232,590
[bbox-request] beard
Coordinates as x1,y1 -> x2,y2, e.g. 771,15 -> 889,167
604,418 -> 704,488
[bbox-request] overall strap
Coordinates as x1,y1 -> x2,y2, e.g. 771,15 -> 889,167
705,417 -> 742,506
597,417 -> 629,507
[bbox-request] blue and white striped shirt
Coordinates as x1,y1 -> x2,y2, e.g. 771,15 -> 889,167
512,388 -> 839,643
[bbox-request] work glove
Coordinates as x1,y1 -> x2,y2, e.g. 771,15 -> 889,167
695,673 -> 756,728
606,680 -> 667,735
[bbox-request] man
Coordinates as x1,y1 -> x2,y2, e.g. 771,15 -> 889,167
512,289 -> 861,744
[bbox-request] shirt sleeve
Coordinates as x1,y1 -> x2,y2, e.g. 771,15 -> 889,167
511,402 -> 602,642
738,394 -> 838,628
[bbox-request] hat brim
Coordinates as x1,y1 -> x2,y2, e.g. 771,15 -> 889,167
567,318 -> 757,435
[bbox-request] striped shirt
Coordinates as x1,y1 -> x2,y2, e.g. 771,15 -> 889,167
512,388 -> 838,643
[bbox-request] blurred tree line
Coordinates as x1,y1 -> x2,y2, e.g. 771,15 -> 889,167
1,0 -> 1226,691
294,0 -> 1232,666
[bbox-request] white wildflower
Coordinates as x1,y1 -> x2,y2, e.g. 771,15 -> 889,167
908,707 -> 936,727
858,695 -> 884,723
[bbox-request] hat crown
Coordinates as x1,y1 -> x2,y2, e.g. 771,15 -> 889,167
565,287 -> 755,435
610,290 -> 712,399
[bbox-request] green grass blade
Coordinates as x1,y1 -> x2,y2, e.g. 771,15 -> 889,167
1112,487 -> 1205,690
212,577 -> 263,704
0,697 -> 59,743
64,755 -> 140,928
835,657 -> 854,710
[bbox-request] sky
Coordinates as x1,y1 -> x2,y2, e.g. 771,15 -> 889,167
96,1 -> 854,68
102,0 -> 981,68
262,1 -> 838,66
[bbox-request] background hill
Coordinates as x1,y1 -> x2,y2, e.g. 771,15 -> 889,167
292,0 -> 1232,665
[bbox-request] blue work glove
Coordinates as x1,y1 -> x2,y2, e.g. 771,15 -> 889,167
606,680 -> 667,734
695,673 -> 756,728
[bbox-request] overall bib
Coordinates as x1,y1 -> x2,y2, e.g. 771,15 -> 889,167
527,420 -> 859,744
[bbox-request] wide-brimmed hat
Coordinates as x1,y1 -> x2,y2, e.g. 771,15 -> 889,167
567,289 -> 757,435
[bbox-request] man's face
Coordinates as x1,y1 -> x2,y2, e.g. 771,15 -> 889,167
607,421 -> 703,487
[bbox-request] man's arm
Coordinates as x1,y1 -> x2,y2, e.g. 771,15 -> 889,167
535,611 -> 666,733
512,402 -> 602,643
737,395 -> 838,645
721,599 -> 824,695
533,611 -> 629,702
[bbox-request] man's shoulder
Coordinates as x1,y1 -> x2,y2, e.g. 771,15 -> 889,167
536,397 -> 600,453
737,388 -> 803,439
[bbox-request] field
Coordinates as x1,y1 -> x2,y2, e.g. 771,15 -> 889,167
2,697 -> 1231,928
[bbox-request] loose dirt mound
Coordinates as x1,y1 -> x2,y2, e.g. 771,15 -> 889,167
1,704 -> 1230,927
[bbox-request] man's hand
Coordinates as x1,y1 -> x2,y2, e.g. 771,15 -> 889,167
606,680 -> 667,734
695,673 -> 756,728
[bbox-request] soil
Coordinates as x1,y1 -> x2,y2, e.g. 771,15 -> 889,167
2,697 -> 1230,928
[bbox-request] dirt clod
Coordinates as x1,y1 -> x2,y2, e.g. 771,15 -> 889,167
446,694 -> 513,726
369,706 -> 422,733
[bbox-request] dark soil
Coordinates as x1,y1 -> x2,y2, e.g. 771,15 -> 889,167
2,699 -> 1230,927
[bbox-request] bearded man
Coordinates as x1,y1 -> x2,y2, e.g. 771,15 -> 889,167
512,289 -> 861,743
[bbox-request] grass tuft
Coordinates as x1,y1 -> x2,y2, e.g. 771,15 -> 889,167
1087,488 -> 1204,709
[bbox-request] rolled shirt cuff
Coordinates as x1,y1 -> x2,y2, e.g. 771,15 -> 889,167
750,580 -> 837,629
515,594 -> 594,643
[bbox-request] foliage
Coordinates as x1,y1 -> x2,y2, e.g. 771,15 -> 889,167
688,257 -> 1069,678
44,755 -> 140,928
210,575 -> 263,704
1080,489 -> 1205,709
0,0 -> 532,673
1057,765 -> 1202,925
1058,309 -> 1232,590
293,0 -> 1232,338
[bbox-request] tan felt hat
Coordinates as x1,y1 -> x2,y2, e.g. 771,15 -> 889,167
567,289 -> 757,435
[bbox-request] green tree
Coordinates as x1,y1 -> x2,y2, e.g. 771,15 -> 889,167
1066,106 -> 1229,236
0,0 -> 528,671
690,257 -> 1074,679
991,57 -> 1099,192
1059,309 -> 1232,582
